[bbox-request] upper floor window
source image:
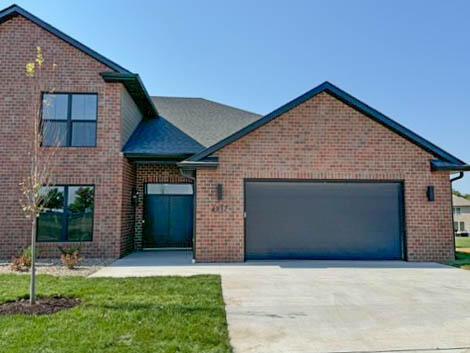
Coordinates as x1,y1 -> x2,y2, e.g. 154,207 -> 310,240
455,207 -> 461,215
42,93 -> 98,147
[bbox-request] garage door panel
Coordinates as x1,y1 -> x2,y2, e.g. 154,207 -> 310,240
245,181 -> 403,260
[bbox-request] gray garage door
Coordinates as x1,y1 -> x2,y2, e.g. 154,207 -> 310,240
245,181 -> 404,260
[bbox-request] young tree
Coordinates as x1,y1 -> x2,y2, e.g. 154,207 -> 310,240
19,46 -> 59,305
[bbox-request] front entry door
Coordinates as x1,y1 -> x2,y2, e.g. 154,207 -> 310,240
143,183 -> 193,248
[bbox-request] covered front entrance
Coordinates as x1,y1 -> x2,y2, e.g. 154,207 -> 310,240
143,183 -> 194,249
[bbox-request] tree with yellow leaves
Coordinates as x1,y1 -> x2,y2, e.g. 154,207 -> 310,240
20,46 -> 59,305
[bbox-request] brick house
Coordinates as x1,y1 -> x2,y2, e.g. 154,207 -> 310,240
1,5 -> 469,263
453,195 -> 470,236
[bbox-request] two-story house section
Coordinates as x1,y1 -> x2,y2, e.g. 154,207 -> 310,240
453,195 -> 470,236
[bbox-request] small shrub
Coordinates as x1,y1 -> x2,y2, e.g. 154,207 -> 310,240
10,246 -> 37,272
58,246 -> 82,269
10,255 -> 30,272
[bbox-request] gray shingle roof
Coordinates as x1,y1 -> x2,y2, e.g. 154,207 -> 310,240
123,97 -> 261,158
123,116 -> 205,157
151,97 -> 261,147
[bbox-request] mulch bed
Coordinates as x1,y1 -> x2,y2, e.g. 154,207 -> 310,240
0,296 -> 80,315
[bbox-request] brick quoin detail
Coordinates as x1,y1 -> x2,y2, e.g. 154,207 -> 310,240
196,93 -> 454,263
134,164 -> 193,250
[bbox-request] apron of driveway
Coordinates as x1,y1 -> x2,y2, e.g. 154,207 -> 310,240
91,251 -> 470,353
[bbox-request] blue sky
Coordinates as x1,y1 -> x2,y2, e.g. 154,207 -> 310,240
8,0 -> 470,192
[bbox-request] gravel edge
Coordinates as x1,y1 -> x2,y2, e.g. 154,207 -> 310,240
0,258 -> 114,277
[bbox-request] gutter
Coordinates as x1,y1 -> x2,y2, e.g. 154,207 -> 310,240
431,160 -> 470,172
451,172 -> 465,183
101,72 -> 158,118
177,158 -> 219,169
123,153 -> 194,161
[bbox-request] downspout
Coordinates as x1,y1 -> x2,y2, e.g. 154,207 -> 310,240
451,172 -> 464,183
180,169 -> 197,263
450,172 -> 464,259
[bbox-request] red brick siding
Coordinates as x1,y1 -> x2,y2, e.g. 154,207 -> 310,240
196,93 -> 454,263
134,164 -> 193,250
120,159 -> 136,256
0,16 -> 132,259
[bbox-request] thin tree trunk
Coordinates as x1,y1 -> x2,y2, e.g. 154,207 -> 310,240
30,217 -> 37,305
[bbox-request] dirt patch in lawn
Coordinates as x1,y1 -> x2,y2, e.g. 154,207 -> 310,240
457,248 -> 470,254
0,296 -> 80,316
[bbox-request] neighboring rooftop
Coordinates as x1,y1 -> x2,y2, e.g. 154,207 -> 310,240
152,97 -> 261,147
453,195 -> 470,207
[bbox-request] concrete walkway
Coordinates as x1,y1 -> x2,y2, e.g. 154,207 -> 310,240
91,251 -> 470,353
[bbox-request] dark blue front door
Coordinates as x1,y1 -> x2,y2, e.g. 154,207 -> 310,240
143,184 -> 193,248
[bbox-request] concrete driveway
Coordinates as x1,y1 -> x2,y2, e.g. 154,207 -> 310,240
92,252 -> 470,353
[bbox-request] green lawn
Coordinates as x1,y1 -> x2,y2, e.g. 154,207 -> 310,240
455,237 -> 470,249
449,250 -> 470,269
0,275 -> 232,353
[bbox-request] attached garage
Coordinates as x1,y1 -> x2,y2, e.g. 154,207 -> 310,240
245,181 -> 404,260
183,82 -> 463,263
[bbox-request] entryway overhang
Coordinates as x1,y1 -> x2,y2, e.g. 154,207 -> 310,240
177,157 -> 219,170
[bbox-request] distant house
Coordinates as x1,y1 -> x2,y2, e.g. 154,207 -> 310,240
453,195 -> 470,236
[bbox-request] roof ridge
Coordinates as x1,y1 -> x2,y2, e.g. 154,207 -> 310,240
197,97 -> 261,116
152,96 -> 203,99
152,96 -> 261,116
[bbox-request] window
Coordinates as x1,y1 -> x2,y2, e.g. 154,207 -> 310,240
42,93 -> 97,147
146,184 -> 193,195
37,185 -> 94,242
454,222 -> 459,232
460,222 -> 466,232
455,207 -> 461,215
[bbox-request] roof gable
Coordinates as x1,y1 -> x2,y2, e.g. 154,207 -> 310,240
0,4 -> 130,73
0,5 -> 158,118
187,81 -> 465,165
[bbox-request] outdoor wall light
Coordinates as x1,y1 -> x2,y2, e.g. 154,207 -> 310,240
131,188 -> 138,204
427,186 -> 435,202
217,184 -> 224,200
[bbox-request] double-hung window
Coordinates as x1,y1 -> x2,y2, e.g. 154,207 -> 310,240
42,93 -> 98,147
37,185 -> 94,242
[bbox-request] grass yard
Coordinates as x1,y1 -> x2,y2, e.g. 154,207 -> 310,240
450,237 -> 470,270
0,275 -> 232,353
449,250 -> 470,270
455,236 -> 470,249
